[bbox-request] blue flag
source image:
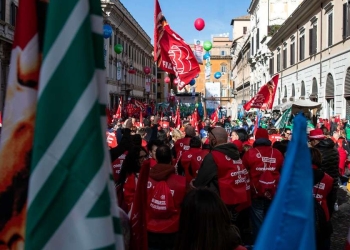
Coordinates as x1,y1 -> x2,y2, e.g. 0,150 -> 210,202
254,113 -> 315,250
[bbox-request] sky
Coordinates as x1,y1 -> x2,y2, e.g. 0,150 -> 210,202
120,0 -> 252,44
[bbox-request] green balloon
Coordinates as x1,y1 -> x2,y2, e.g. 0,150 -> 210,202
203,41 -> 212,51
114,44 -> 123,54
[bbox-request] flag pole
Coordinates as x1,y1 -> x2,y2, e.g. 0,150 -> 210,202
155,61 -> 158,114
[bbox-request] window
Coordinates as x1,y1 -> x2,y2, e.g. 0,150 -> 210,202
309,24 -> 317,55
251,37 -> 254,56
343,3 -> 350,38
328,12 -> 333,46
283,47 -> 287,69
277,53 -> 280,72
299,34 -> 305,60
256,28 -> 260,50
243,27 -> 247,34
10,2 -> 17,26
284,85 -> 287,98
221,64 -> 227,72
0,0 -> 5,21
269,57 -> 274,75
290,42 -> 295,66
221,50 -> 226,56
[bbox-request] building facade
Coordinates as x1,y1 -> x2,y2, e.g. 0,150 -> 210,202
190,35 -> 232,110
247,0 -> 303,102
230,15 -> 251,107
267,0 -> 350,119
101,0 -> 155,110
0,0 -> 17,112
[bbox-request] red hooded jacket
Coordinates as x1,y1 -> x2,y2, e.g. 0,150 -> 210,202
313,166 -> 333,221
180,147 -> 202,184
147,164 -> 186,234
242,146 -> 284,199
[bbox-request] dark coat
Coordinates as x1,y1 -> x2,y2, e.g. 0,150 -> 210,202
314,138 -> 339,216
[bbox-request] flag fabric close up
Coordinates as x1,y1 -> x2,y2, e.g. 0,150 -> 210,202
254,113 -> 315,250
243,74 -> 279,111
25,0 -> 124,249
154,0 -> 200,90
0,0 -> 46,246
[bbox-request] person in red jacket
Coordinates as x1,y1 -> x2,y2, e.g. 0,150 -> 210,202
147,145 -> 186,249
190,140 -> 210,180
116,146 -> 148,214
174,125 -> 195,158
242,128 -> 284,243
178,136 -> 202,184
175,188 -> 247,250
193,127 -> 251,230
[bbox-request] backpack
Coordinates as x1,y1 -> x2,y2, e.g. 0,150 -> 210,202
148,181 -> 176,220
254,148 -> 278,199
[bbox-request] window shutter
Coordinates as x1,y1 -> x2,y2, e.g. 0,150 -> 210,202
344,3 -> 348,38
328,13 -> 333,46
277,53 -> 280,72
313,25 -> 317,54
256,28 -> 260,50
309,28 -> 313,55
299,37 -> 302,60
251,37 -> 254,56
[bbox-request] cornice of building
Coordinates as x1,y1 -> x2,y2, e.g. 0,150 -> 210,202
101,0 -> 151,43
267,0 -> 320,50
248,0 -> 259,14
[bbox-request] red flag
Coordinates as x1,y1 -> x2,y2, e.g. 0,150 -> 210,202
210,109 -> 218,124
130,160 -> 150,250
154,0 -> 200,90
243,74 -> 279,111
115,97 -> 122,119
0,0 -> 47,244
175,106 -> 181,128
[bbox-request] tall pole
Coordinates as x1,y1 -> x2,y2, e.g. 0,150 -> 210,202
155,62 -> 158,114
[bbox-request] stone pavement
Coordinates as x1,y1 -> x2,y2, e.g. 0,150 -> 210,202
331,186 -> 350,250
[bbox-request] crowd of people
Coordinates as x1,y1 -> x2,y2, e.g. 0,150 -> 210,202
106,113 -> 350,250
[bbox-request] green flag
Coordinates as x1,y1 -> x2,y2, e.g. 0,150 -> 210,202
275,107 -> 292,129
25,0 -> 124,249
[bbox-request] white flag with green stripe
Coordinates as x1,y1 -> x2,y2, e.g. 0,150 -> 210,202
25,0 -> 124,249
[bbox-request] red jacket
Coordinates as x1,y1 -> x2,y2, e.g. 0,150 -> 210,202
211,151 -> 250,207
111,151 -> 128,182
147,174 -> 186,233
174,137 -> 191,157
123,173 -> 138,213
180,147 -> 202,184
190,149 -> 210,179
242,146 -> 284,199
313,168 -> 333,221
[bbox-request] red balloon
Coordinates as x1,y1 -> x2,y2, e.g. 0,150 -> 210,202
194,18 -> 205,31
164,76 -> 170,83
143,66 -> 151,74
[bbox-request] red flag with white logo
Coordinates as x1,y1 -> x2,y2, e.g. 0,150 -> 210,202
243,74 -> 279,111
211,109 -> 218,124
154,0 -> 200,90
